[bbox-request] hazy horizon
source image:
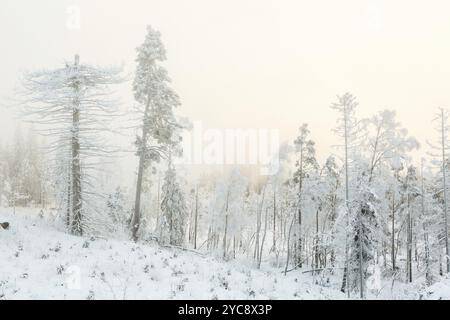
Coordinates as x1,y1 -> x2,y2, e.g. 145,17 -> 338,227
1,0 -> 450,165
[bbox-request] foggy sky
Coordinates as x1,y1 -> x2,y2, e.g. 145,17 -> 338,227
1,0 -> 450,163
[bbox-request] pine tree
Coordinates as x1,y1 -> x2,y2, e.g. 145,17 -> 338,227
159,160 -> 187,246
331,92 -> 360,296
106,186 -> 130,232
292,123 -> 318,268
131,26 -> 181,241
21,54 -> 122,235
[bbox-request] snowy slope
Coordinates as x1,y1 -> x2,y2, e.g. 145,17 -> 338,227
1,208 -> 450,300
0,208 -> 345,300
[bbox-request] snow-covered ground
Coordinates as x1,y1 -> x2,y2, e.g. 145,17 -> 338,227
1,207 -> 449,300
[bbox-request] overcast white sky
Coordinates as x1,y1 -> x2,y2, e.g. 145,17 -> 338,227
1,0 -> 450,163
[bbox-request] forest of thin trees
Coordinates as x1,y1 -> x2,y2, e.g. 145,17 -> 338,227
2,25 -> 450,299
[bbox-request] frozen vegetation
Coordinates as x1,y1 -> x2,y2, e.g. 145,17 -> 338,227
1,25 -> 450,300
1,208 -> 450,300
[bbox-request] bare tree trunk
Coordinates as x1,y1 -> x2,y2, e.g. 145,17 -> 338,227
132,153 -> 145,241
207,225 -> 212,251
315,209 -> 320,270
223,214 -> 228,259
424,228 -> 431,283
391,192 -> 396,271
330,195 -> 337,268
66,164 -> 71,230
223,191 -> 230,259
421,159 -> 432,284
193,185 -> 199,249
71,55 -> 83,236
406,193 -> 413,283
272,190 -> 276,252
169,203 -> 173,245
284,216 -> 295,275
255,185 -> 267,262
297,177 -> 303,268
258,207 -> 269,269
188,197 -> 193,243
156,174 -> 162,239
441,109 -> 450,273
358,207 -> 364,299
131,94 -> 152,242
233,236 -> 236,259
254,207 -> 261,261
342,104 -> 351,298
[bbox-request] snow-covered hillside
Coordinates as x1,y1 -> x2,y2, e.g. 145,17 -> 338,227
0,208 -> 342,300
1,208 -> 449,300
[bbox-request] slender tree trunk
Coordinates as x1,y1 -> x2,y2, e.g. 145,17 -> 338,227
71,55 -> 83,236
233,236 -> 236,259
258,207 -> 269,269
330,195 -> 337,268
223,190 -> 230,259
284,216 -> 295,275
406,193 -> 413,283
131,94 -> 152,242
255,186 -> 267,262
421,160 -> 432,284
391,193 -> 396,271
169,206 -> 173,245
156,174 -> 162,239
272,190 -> 276,252
342,105 -> 350,298
66,164 -> 71,229
315,209 -> 320,270
297,153 -> 303,268
194,185 -> 199,249
207,225 -> 212,251
424,229 -> 430,284
358,206 -> 364,299
441,109 -> 450,273
223,213 -> 228,259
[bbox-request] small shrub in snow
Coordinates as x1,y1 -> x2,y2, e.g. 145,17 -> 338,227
56,265 -> 65,275
87,290 -> 95,300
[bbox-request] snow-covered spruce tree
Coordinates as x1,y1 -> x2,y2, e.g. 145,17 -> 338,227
131,26 -> 181,241
346,166 -> 379,297
307,157 -> 341,271
20,54 -> 122,235
419,160 -> 442,285
431,158 -> 450,276
362,110 -> 418,287
292,123 -> 318,268
386,164 -> 404,274
346,111 -> 417,297
106,186 -> 130,233
330,92 -> 360,296
400,165 -> 421,283
320,156 -> 341,269
159,157 -> 187,246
